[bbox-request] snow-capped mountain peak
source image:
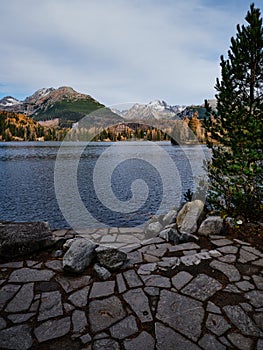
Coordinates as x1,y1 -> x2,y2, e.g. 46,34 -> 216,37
0,96 -> 22,108
117,100 -> 185,120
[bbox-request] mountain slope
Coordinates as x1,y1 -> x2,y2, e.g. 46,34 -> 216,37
0,86 -> 123,127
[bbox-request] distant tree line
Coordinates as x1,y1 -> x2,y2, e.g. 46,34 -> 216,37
0,111 -> 67,141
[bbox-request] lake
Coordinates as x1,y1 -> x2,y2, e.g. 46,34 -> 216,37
0,141 -> 209,229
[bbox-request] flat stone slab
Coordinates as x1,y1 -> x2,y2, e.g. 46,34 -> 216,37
172,271 -> 193,290
181,274 -> 222,301
123,269 -> 143,288
89,281 -> 115,298
56,275 -> 91,293
38,290 -> 63,321
156,289 -> 204,341
110,315 -> 138,339
155,322 -> 200,350
89,296 -> 126,332
198,334 -> 226,350
0,284 -> 21,307
206,313 -> 231,336
124,331 -> 155,350
8,268 -> 55,282
34,317 -> 71,343
210,260 -> 241,282
68,285 -> 90,307
223,305 -> 261,336
123,288 -> 153,323
142,274 -> 171,288
0,324 -> 33,350
72,309 -> 87,333
5,283 -> 34,313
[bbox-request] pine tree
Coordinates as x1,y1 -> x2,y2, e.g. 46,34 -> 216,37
205,3 -> 263,221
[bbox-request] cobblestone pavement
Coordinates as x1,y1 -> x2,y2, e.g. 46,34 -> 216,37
0,228 -> 263,349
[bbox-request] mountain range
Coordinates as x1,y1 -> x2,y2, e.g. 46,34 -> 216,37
0,86 -> 216,126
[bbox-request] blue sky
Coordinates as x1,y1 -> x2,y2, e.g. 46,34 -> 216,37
0,0 -> 262,106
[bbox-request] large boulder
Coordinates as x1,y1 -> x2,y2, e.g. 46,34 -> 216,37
198,216 -> 224,236
63,238 -> 98,273
162,208 -> 178,227
96,246 -> 127,270
144,221 -> 163,239
176,200 -> 204,234
0,221 -> 55,258
159,227 -> 180,244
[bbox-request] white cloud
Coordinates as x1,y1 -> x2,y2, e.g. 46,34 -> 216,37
0,0 -> 257,105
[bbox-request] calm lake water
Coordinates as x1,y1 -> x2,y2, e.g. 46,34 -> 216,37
0,141 -> 209,229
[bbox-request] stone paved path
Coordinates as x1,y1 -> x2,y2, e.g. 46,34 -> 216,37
0,228 -> 263,349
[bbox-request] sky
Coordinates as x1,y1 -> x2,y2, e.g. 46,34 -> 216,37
0,0 -> 262,107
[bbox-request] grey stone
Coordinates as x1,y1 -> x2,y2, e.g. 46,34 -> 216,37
218,254 -> 236,263
45,260 -> 63,271
239,248 -> 258,263
176,200 -> 204,234
159,227 -> 180,244
242,245 -> 263,257
218,245 -> 238,254
142,274 -> 171,288
254,313 -> 263,330
227,333 -> 253,350
63,302 -> 75,313
93,338 -> 120,350
169,242 -> 200,252
253,275 -> 263,290
206,313 -> 231,336
198,334 -> 226,350
206,301 -> 222,314
89,281 -> 115,298
180,254 -> 201,266
219,336 -> 232,347
245,290 -> 263,308
126,251 -> 143,265
144,286 -> 160,296
257,339 -> 263,350
0,324 -> 32,350
63,238 -> 98,273
68,286 -> 90,307
145,221 -> 163,238
137,263 -> 157,275
5,283 -> 34,313
172,271 -> 193,290
80,332 -> 92,344
240,302 -> 253,312
156,289 -> 204,341
9,267 -> 55,282
210,260 -> 241,282
181,273 -> 222,301
123,269 -> 143,288
34,317 -> 71,342
8,313 -> 35,324
123,288 -> 153,323
93,263 -> 111,280
0,316 -> 6,330
0,261 -> 23,268
162,209 -> 178,226
56,275 -> 91,293
96,246 -> 127,270
235,281 -> 254,291
0,221 -> 54,258
110,315 -> 138,339
124,331 -> 155,350
72,310 -> 87,333
0,284 -> 21,308
211,238 -> 233,246
224,284 -> 241,293
223,305 -> 261,336
142,253 -> 159,263
253,258 -> 263,267
89,296 -> 126,332
38,290 -> 63,321
198,216 -> 224,236
116,273 -> 126,293
179,232 -> 199,243
155,322 -> 200,350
